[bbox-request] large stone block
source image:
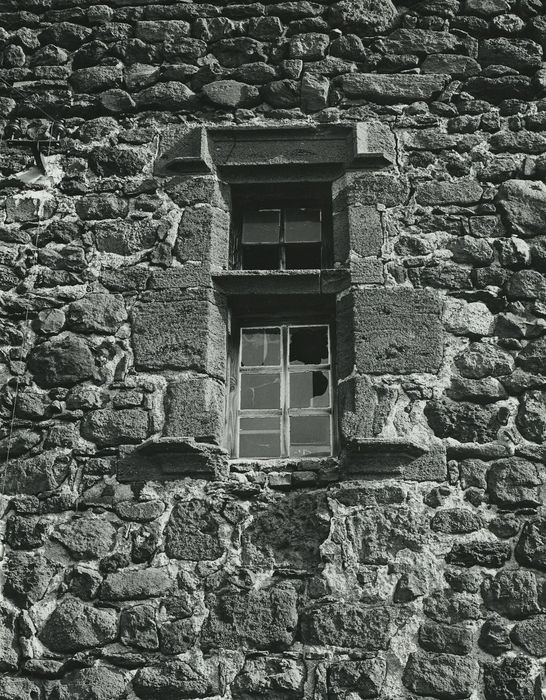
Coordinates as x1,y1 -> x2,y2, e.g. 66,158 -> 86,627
133,660 -> 212,700
487,458 -> 542,508
482,569 -> 540,619
201,584 -> 298,650
327,659 -> 386,699
333,205 -> 383,262
241,491 -> 330,572
165,500 -> 225,561
67,292 -> 127,334
28,333 -> 95,388
164,377 -> 224,442
174,204 -> 229,267
483,656 -> 540,700
300,602 -> 401,650
50,667 -> 127,700
81,407 -> 150,447
497,180 -> 546,238
403,652 -> 479,699
339,288 -> 444,377
4,552 -> 62,608
52,516 -> 117,560
131,289 -> 226,378
100,567 -> 173,601
329,0 -> 398,34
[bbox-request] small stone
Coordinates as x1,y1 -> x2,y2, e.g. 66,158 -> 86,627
329,0 -> 398,34
233,656 -> 306,699
100,567 -> 173,601
515,517 -> 546,571
52,516 -> 116,560
479,615 -> 512,656
455,342 -> 514,379
40,597 -> 118,652
202,79 -> 259,108
517,390 -> 546,442
289,32 -> 329,60
327,659 -> 386,699
446,541 -> 512,568
81,408 -> 150,447
419,622 -> 473,655
403,652 -> 479,699
431,508 -> 482,534
487,457 -> 542,508
120,604 -> 159,650
67,293 -> 127,334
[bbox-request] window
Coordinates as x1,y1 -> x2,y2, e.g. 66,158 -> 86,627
230,323 -> 333,459
230,183 -> 332,271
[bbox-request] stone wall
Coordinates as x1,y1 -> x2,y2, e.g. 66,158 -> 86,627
1,0 -> 546,698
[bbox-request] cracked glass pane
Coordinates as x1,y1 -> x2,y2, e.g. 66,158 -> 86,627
240,373 -> 281,409
239,417 -> 281,458
290,415 -> 330,457
241,328 -> 281,367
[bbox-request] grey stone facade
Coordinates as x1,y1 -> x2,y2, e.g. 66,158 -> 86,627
1,0 -> 546,698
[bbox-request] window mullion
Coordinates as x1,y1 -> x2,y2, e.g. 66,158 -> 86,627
281,324 -> 289,458
280,207 -> 286,271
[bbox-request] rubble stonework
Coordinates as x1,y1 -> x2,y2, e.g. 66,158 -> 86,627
0,1 -> 546,698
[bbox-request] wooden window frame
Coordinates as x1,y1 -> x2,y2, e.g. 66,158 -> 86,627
227,307 -> 336,461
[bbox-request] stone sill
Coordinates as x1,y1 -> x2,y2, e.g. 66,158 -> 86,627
212,269 -> 350,295
341,438 -> 430,477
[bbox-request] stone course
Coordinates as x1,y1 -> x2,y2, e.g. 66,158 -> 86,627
0,0 -> 546,698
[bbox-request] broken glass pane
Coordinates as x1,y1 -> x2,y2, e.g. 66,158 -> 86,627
290,415 -> 330,457
290,371 -> 329,408
289,326 -> 328,365
242,209 -> 281,244
240,372 -> 281,409
285,243 -> 321,270
239,417 -> 281,458
285,208 -> 322,242
241,328 -> 280,367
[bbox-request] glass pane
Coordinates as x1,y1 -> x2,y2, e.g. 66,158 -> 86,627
241,329 -> 280,367
290,371 -> 330,408
242,210 -> 280,244
240,373 -> 280,409
290,415 -> 331,457
285,243 -> 322,270
239,417 -> 281,458
242,245 -> 279,270
289,326 -> 329,365
285,208 -> 322,242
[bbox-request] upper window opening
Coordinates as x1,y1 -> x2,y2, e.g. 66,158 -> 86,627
233,323 -> 333,460
231,183 -> 332,271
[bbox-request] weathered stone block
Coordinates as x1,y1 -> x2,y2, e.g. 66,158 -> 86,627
50,667 -> 127,700
52,516 -> 116,560
341,73 -> 449,102
0,604 -> 18,671
431,509 -> 482,534
131,289 -> 226,378
419,622 -> 473,656
425,398 -> 499,443
164,377 -> 224,442
241,491 -> 330,572
300,602 -> 401,650
515,517 -> 546,571
133,660 -> 212,700
516,336 -> 546,374
416,178 -> 483,206
40,598 -> 118,652
479,38 -> 542,72
201,584 -> 298,650
511,615 -> 546,657
232,656 -> 305,699
175,205 -> 229,266
165,500 -> 224,561
403,652 -> 479,699
4,552 -> 62,608
81,407 -> 150,447
487,458 -> 542,508
28,333 -> 95,388
333,205 -> 383,262
202,79 -> 259,108
329,0 -> 398,34
455,342 -> 514,379
67,292 -> 127,334
327,659 -> 386,699
517,390 -> 546,443
341,288 -> 443,377
483,656 -> 540,700
120,604 -> 159,650
94,219 -> 159,254
446,541 -> 511,568
101,567 -> 173,601
497,180 -> 546,238
482,569 -> 540,619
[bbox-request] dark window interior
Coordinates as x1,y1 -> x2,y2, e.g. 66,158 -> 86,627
231,182 -> 332,271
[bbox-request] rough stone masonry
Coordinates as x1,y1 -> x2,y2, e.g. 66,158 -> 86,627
1,0 -> 546,698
